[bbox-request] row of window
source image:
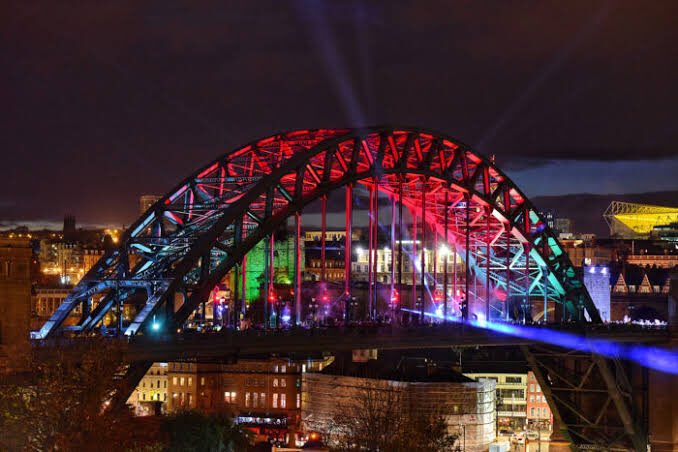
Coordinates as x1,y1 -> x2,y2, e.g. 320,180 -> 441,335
530,407 -> 549,417
529,384 -> 542,393
240,392 -> 302,409
529,395 -> 546,403
142,379 -> 167,389
140,392 -> 166,401
172,376 -> 193,386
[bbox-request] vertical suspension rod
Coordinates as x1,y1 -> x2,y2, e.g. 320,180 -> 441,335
485,207 -> 491,321
420,178 -> 426,320
321,195 -> 327,284
368,185 -> 374,320
294,212 -> 302,325
390,193 -> 396,312
443,191 -> 449,322
464,193 -> 470,321
344,185 -> 353,321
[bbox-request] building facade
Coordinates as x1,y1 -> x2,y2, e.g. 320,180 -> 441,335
0,238 -> 32,372
526,371 -> 552,430
464,372 -> 527,431
127,362 -> 169,415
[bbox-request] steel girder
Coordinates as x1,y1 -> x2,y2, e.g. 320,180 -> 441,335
36,126 -> 600,339
522,344 -> 646,451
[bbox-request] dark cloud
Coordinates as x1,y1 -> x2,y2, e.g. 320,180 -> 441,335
1,0 -> 676,225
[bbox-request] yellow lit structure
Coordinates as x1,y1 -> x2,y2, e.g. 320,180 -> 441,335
604,201 -> 678,238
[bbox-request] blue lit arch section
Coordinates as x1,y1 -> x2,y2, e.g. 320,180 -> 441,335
36,126 -> 600,339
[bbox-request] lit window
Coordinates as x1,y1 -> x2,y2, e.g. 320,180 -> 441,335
201,377 -> 205,386
245,392 -> 251,408
224,392 -> 230,403
273,378 -> 279,387
274,365 -> 279,373
188,377 -> 193,386
296,393 -> 300,409
530,396 -> 534,403
536,385 -> 541,393
261,393 -> 266,407
273,393 -> 278,408
302,364 -> 306,373
253,392 -> 258,408
529,384 -> 534,392
281,379 -> 286,388
280,394 -> 286,408
281,365 -> 286,373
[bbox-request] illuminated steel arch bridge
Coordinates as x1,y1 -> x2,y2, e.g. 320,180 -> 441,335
34,126 -> 664,450
37,126 -> 598,339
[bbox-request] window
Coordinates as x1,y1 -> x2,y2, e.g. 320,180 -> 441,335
280,379 -> 287,388
296,393 -> 300,409
530,408 -> 535,416
273,393 -> 278,408
281,365 -> 286,373
188,377 -> 193,386
224,392 -> 230,403
274,365 -> 279,373
505,376 -> 522,383
157,380 -> 160,388
536,385 -> 541,393
530,395 -> 534,403
142,393 -> 146,400
273,378 -> 279,387
164,381 -> 167,388
280,394 -> 286,408
164,393 -> 167,401
201,377 -> 205,386
529,384 -> 534,392
180,377 -> 185,386
253,392 -> 258,408
542,407 -> 547,417
261,393 -> 266,408
245,392 -> 251,408
302,364 -> 306,373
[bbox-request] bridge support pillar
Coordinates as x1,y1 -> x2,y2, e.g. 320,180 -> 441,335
650,289 -> 678,451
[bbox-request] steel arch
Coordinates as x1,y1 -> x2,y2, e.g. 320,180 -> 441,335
36,126 -> 600,339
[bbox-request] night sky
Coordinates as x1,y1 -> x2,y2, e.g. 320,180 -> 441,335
2,1 -> 677,228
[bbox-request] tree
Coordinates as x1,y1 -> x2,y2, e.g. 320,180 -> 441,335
320,383 -> 457,452
0,337 -> 159,451
162,411 -> 252,452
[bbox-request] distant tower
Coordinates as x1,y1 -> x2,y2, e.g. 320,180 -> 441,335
583,265 -> 611,322
139,195 -> 161,215
63,215 -> 77,242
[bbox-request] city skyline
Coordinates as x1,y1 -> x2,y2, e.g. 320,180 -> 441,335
2,1 -> 677,227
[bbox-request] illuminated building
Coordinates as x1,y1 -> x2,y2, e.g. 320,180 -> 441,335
0,238 -> 32,372
604,201 -> 678,238
583,265 -> 611,322
139,195 -> 162,215
554,217 -> 572,234
351,241 -> 463,285
526,371 -> 552,431
127,362 -> 168,415
166,356 -> 330,445
463,371 -> 527,431
303,353 -> 496,452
